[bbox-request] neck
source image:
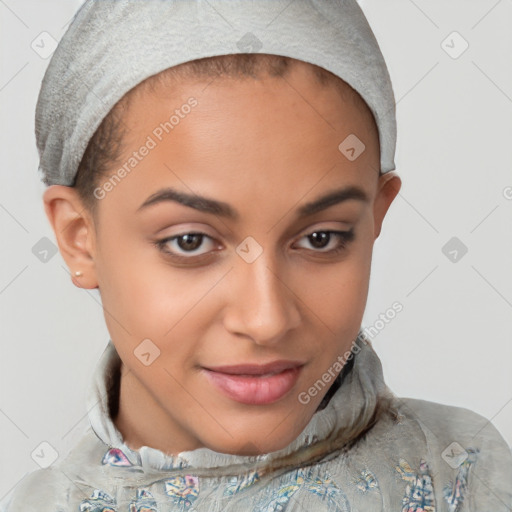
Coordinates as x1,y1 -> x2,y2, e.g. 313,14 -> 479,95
112,362 -> 202,455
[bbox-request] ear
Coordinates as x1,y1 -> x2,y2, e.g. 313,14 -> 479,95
373,171 -> 401,239
42,185 -> 99,289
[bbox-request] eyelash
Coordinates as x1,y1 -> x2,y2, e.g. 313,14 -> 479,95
154,228 -> 355,264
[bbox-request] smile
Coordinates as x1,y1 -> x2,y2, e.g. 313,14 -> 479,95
201,361 -> 304,405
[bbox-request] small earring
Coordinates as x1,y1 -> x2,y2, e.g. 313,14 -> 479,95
74,271 -> 83,277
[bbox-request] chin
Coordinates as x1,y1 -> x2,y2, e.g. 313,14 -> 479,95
190,397 -> 319,456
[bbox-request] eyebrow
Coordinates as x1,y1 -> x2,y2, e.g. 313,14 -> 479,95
137,185 -> 369,220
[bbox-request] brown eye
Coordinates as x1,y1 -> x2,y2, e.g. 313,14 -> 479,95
295,229 -> 355,253
155,232 -> 217,259
177,233 -> 204,251
308,231 -> 331,249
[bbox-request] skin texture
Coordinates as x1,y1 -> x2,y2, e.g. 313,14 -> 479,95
43,61 -> 401,456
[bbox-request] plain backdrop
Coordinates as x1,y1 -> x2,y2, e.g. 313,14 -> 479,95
1,0 -> 512,500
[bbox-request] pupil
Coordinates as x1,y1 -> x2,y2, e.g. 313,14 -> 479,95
310,232 -> 329,249
179,234 -> 202,251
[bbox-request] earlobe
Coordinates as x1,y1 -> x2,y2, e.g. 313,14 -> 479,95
373,171 -> 402,239
42,185 -> 99,289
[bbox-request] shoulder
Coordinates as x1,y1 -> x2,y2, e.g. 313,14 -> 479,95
0,466 -> 67,511
396,396 -> 511,449
396,396 -> 512,509
0,428 -> 105,511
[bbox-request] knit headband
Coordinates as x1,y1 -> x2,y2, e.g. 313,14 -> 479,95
35,0 -> 397,186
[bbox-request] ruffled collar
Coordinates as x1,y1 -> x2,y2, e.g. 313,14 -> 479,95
86,329 -> 390,480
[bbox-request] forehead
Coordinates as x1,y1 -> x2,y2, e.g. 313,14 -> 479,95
124,56 -> 377,135
95,62 -> 380,220
121,60 -> 378,153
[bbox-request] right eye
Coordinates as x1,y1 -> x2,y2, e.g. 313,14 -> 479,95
155,232 -> 219,261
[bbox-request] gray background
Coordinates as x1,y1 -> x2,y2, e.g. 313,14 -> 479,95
1,0 -> 511,500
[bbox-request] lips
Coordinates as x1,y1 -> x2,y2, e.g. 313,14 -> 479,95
201,360 -> 304,405
204,360 -> 303,376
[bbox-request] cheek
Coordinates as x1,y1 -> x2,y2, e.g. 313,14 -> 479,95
95,229 -> 223,350
302,273 -> 368,354
300,245 -> 372,327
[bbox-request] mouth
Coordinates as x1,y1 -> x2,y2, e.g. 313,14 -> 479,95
201,360 -> 305,405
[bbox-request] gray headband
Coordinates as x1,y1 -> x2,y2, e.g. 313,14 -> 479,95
35,0 -> 397,186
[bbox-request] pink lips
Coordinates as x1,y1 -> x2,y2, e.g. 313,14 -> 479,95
202,360 -> 304,405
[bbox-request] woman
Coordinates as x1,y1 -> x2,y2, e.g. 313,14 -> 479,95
2,0 -> 510,510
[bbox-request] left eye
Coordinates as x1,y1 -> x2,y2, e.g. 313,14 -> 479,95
294,229 -> 354,252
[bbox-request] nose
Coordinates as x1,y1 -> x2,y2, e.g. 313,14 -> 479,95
222,252 -> 301,346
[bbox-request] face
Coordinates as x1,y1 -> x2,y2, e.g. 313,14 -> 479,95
44,60 -> 400,456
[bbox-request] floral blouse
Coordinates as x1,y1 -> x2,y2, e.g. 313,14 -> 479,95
1,333 -> 511,511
